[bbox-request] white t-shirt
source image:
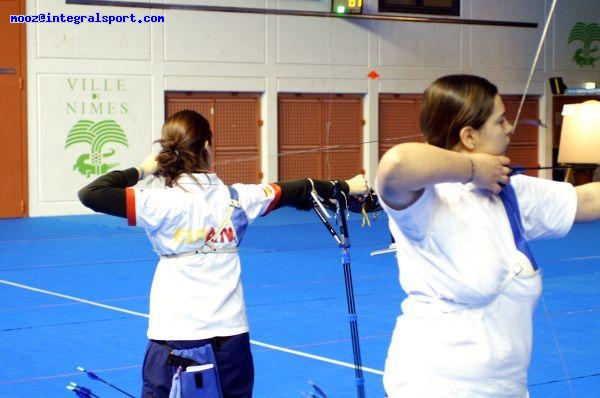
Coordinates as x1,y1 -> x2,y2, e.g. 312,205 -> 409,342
379,175 -> 577,398
127,173 -> 280,340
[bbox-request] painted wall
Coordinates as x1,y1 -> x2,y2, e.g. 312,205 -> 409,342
25,0 -> 600,216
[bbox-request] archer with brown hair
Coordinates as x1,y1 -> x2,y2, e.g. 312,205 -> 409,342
376,74 -> 600,397
79,109 -> 369,398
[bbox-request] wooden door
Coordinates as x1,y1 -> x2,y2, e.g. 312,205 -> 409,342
379,94 -> 424,159
378,94 -> 540,178
503,95 -> 539,176
165,93 -> 261,184
0,0 -> 27,217
278,94 -> 363,181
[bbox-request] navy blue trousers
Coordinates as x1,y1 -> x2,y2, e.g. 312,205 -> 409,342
141,333 -> 254,398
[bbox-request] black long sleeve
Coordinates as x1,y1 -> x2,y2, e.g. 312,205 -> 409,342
79,171 -> 351,217
272,178 -> 349,211
78,167 -> 140,218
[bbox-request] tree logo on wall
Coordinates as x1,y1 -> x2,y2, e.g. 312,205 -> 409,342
568,22 -> 600,67
65,119 -> 129,177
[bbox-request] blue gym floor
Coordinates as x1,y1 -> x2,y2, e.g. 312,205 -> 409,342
0,207 -> 599,397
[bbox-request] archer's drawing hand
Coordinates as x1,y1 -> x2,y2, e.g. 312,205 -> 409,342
346,174 -> 370,196
138,154 -> 158,180
469,153 -> 511,194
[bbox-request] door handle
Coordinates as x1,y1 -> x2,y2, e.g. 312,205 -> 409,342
0,68 -> 16,74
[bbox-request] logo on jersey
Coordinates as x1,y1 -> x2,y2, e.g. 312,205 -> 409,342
173,226 -> 235,244
261,185 -> 274,198
65,119 -> 129,178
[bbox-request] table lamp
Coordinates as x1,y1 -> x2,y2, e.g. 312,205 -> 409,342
557,100 -> 600,183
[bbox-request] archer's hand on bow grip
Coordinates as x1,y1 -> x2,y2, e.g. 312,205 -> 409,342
345,174 -> 369,196
347,189 -> 382,214
344,174 -> 382,214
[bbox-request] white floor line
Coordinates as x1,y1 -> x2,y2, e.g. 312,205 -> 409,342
0,279 -> 384,376
0,279 -> 149,318
250,340 -> 384,375
0,365 -> 141,385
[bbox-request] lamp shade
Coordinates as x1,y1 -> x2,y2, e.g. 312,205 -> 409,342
557,100 -> 600,164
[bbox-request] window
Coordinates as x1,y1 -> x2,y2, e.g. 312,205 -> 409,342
379,0 -> 460,16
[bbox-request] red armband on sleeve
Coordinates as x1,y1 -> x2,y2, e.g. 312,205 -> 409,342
262,183 -> 282,216
126,188 -> 136,226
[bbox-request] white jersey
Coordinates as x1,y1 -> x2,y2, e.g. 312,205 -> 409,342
380,174 -> 577,398
126,173 -> 280,340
